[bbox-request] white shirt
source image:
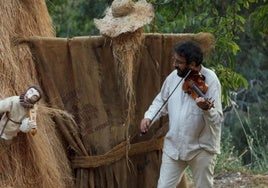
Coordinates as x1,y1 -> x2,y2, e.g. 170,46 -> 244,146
144,66 -> 223,160
0,96 -> 28,140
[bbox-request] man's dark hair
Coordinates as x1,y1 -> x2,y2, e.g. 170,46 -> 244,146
174,41 -> 203,66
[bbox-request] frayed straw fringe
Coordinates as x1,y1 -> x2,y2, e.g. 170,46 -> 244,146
112,28 -> 144,127
0,1 -> 72,188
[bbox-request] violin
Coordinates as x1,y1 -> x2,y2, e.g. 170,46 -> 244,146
182,70 -> 214,110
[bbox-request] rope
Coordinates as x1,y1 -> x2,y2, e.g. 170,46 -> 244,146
71,137 -> 164,169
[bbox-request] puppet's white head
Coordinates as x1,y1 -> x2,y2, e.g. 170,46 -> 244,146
24,87 -> 41,104
20,86 -> 42,108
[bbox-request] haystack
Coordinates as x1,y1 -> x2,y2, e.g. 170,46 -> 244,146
0,1 -> 73,187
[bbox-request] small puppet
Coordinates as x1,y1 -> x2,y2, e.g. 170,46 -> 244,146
0,86 -> 42,140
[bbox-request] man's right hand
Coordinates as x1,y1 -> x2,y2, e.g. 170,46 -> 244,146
140,118 -> 151,134
20,118 -> 37,133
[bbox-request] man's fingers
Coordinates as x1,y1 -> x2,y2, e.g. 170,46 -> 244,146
146,123 -> 150,128
140,119 -> 151,135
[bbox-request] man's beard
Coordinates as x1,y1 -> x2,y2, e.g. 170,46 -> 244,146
176,67 -> 190,78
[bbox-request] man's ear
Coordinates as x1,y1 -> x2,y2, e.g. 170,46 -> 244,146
189,61 -> 196,69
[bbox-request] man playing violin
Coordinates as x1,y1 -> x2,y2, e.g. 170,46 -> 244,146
140,41 -> 223,188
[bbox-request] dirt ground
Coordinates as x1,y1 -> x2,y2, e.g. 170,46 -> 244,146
214,172 -> 268,188
187,172 -> 268,188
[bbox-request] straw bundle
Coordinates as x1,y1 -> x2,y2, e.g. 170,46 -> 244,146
112,28 -> 143,128
111,0 -> 135,17
0,1 -> 73,187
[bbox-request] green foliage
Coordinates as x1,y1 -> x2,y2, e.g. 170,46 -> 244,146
249,4 -> 268,35
224,103 -> 268,173
215,128 -> 248,174
216,100 -> 268,174
214,65 -> 248,107
46,0 -> 109,37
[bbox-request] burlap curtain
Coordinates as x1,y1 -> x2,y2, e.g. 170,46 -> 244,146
23,33 -> 215,188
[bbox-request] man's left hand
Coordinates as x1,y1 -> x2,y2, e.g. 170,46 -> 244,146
195,97 -> 211,110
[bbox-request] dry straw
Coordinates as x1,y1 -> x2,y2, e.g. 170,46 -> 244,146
94,0 -> 154,38
0,1 -> 73,187
112,28 -> 144,124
